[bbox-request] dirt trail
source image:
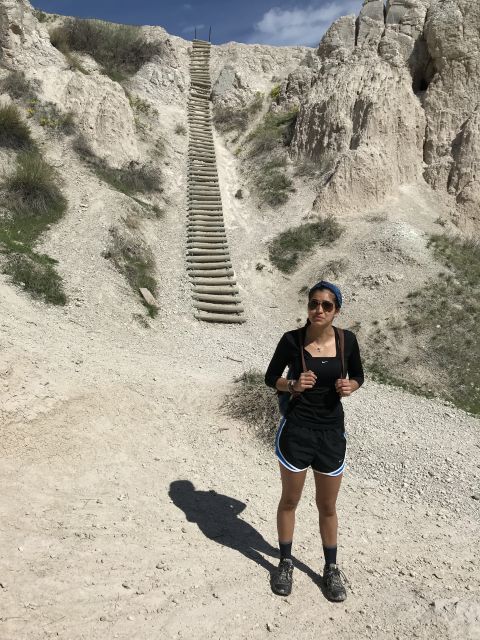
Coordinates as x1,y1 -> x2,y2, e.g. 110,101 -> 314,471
1,262 -> 480,639
1,81 -> 479,640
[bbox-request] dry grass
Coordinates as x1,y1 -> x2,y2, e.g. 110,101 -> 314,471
0,71 -> 36,100
0,104 -> 34,149
73,136 -> 161,196
94,162 -> 160,196
222,370 -> 279,444
213,93 -> 264,134
50,18 -> 162,82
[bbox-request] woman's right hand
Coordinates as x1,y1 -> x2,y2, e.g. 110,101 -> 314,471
293,370 -> 317,392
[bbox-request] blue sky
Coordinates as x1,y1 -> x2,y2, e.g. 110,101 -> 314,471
31,1 -> 363,46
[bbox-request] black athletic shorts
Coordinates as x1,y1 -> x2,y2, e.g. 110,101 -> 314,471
275,417 -> 346,476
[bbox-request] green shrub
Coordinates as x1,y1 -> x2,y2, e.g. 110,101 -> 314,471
2,252 -> 66,305
1,71 -> 35,100
257,168 -> 294,206
34,10 -> 49,23
0,151 -> 68,305
270,84 -> 281,100
222,369 -> 279,443
105,227 -> 158,317
0,104 -> 34,149
50,19 -> 162,81
4,151 -> 67,225
247,109 -> 298,157
268,214 -> 343,273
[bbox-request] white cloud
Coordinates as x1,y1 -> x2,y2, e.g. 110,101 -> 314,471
247,1 -> 362,47
182,23 -> 206,34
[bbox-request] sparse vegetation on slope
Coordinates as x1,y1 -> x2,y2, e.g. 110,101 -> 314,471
34,9 -> 50,23
0,104 -> 35,149
223,370 -> 278,443
366,234 -> 480,414
0,71 -> 35,100
409,235 -> 479,412
26,98 -> 76,135
93,161 -> 160,197
247,109 -> 298,157
73,134 -> 161,196
213,93 -> 264,134
73,136 -> 163,215
270,85 -> 281,100
105,227 -> 159,317
0,150 -> 68,304
50,19 -> 162,82
238,108 -> 299,206
269,214 -> 343,274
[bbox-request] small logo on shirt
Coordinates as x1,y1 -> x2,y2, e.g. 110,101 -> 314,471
321,360 -> 328,364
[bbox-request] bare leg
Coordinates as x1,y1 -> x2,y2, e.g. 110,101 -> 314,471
313,472 -> 343,547
277,463 -> 307,543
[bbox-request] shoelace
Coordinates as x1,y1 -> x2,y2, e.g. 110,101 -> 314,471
325,566 -> 348,589
278,561 -> 293,583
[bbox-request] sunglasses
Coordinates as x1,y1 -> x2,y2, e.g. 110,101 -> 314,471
308,299 -> 335,312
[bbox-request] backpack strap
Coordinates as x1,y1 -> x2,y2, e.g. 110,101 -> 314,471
298,327 -> 307,373
334,326 -> 346,379
287,328 -> 307,402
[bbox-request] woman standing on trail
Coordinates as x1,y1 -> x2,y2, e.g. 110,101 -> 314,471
264,281 -> 364,601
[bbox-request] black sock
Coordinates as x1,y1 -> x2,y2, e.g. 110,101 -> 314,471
323,545 -> 337,566
279,541 -> 292,561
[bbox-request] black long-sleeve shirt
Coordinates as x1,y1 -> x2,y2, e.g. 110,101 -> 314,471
265,326 -> 364,430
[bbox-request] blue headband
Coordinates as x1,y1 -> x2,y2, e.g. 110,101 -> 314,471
308,280 -> 342,308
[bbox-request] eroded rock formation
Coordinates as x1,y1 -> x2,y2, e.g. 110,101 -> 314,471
0,0 -> 139,166
284,0 -> 480,228
423,0 -> 480,227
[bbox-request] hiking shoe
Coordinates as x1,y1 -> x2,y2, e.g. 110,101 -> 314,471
271,558 -> 294,596
323,564 -> 347,602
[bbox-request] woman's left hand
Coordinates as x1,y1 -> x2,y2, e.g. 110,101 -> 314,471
335,379 -> 357,397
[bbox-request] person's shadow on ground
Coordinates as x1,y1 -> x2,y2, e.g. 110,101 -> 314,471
169,480 -> 319,584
